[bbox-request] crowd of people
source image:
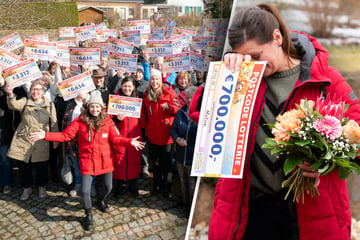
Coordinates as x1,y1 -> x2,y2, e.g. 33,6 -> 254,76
0,38 -> 205,230
2,2 -> 354,238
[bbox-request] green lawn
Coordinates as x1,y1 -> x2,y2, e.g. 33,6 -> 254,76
325,45 -> 360,81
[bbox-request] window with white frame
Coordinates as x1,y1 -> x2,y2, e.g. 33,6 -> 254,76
129,8 -> 134,18
118,8 -> 126,19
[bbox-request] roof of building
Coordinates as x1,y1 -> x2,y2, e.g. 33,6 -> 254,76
78,6 -> 105,13
77,0 -> 143,2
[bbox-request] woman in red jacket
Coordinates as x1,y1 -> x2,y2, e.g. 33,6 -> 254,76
141,69 -> 180,196
190,3 -> 360,240
112,76 -> 142,198
31,91 -> 144,231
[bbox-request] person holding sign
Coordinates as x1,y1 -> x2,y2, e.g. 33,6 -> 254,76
0,76 -> 15,194
112,76 -> 143,199
132,66 -> 148,98
205,3 -> 360,240
30,91 -> 144,231
5,80 -> 58,201
154,57 -> 176,86
91,68 -> 110,105
172,71 -> 192,107
140,69 -> 180,196
98,57 -> 115,88
108,67 -> 125,94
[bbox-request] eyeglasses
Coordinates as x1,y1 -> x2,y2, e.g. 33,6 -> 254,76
31,88 -> 43,92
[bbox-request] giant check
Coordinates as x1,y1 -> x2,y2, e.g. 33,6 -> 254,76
107,95 -> 142,118
191,61 -> 266,178
57,71 -> 96,101
2,58 -> 42,88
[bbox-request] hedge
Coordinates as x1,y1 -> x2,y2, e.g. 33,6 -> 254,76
0,2 -> 79,30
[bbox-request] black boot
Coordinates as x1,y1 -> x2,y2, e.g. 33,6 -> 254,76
114,181 -> 123,200
83,209 -> 93,231
151,161 -> 161,195
97,197 -> 109,213
129,179 -> 139,198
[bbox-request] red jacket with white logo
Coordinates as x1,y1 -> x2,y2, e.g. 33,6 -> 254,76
190,32 -> 360,240
141,85 -> 180,145
45,116 -> 132,176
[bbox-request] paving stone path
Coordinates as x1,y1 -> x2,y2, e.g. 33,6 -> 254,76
0,174 -> 188,240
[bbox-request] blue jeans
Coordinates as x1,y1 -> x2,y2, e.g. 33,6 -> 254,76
67,156 -> 81,185
0,145 -> 12,187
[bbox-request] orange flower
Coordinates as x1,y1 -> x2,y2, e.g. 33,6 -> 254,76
272,109 -> 305,142
342,119 -> 360,144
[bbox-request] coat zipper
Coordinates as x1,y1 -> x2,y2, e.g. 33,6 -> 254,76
126,117 -> 129,181
89,128 -> 96,176
232,85 -> 266,239
184,109 -> 190,166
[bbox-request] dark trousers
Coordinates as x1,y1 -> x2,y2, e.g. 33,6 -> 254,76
17,160 -> 48,188
49,145 -> 59,179
54,96 -> 69,130
148,142 -> 172,192
82,173 -> 112,209
141,129 -> 149,172
0,144 -> 12,187
243,194 -> 299,240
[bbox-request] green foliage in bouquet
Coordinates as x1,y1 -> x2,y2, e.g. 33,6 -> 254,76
262,98 -> 360,203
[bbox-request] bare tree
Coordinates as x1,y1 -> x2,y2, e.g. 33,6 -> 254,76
303,0 -> 359,38
106,9 -> 127,29
212,0 -> 232,19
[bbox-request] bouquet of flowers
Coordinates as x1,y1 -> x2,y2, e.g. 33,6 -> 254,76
262,96 -> 360,203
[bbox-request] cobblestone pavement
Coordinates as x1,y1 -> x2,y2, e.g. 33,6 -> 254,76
0,172 -> 189,240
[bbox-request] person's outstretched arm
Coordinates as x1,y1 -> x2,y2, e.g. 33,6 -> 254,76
30,117 -> 81,143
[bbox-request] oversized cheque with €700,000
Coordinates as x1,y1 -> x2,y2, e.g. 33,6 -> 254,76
191,61 -> 266,178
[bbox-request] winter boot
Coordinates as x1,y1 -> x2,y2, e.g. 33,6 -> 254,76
151,160 -> 161,195
114,180 -> 123,199
129,179 -> 139,198
20,187 -> 32,201
83,209 -> 93,231
97,196 -> 109,213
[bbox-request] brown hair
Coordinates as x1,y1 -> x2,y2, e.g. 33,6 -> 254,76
146,82 -> 163,102
228,3 -> 298,60
120,76 -> 137,97
175,71 -> 190,87
81,106 -> 107,132
48,61 -> 57,74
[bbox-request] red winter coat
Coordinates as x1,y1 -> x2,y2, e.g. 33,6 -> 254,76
45,116 -> 132,176
190,32 -> 360,240
141,85 -> 181,145
112,115 -> 142,181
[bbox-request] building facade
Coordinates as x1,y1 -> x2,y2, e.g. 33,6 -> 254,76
77,0 -> 158,21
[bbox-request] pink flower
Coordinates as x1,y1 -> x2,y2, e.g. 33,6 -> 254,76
314,115 -> 342,141
315,96 -> 347,120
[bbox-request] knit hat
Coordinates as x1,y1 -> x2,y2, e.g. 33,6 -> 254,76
137,66 -> 144,73
88,91 -> 104,106
150,69 -> 162,79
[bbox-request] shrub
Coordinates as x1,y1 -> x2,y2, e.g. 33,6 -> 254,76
0,1 -> 79,30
